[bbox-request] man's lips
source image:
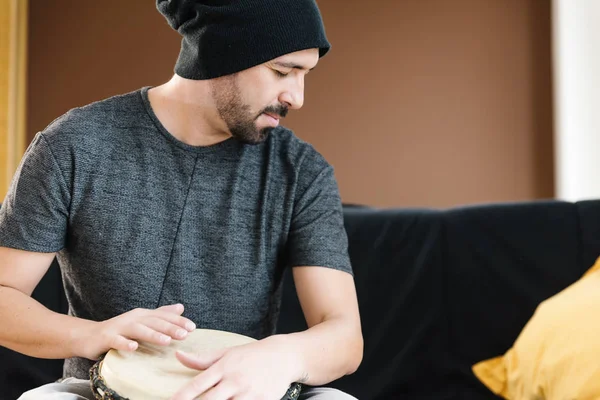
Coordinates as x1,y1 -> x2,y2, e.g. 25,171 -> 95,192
263,112 -> 280,121
262,112 -> 281,126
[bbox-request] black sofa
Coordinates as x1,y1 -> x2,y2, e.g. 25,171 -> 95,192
2,200 -> 600,400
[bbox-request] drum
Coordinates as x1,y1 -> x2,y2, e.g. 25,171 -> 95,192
89,329 -> 303,400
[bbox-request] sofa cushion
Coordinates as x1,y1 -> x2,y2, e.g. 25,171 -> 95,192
442,201 -> 589,397
472,257 -> 600,399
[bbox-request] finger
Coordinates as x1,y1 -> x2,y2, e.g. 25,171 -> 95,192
175,349 -> 227,371
156,303 -> 185,315
108,335 -> 138,352
196,380 -> 238,400
232,396 -> 253,400
126,323 -> 173,346
169,366 -> 222,400
143,317 -> 190,340
150,310 -> 196,332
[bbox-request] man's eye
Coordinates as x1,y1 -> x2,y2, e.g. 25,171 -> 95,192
274,70 -> 289,77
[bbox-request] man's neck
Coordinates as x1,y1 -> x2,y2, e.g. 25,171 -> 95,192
147,76 -> 231,147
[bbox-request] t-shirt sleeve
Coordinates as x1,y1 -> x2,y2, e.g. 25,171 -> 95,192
286,151 -> 353,275
0,132 -> 70,253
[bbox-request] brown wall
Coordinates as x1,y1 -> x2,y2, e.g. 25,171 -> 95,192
28,0 -> 554,208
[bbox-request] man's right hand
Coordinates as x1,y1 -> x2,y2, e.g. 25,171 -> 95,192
70,303 -> 196,360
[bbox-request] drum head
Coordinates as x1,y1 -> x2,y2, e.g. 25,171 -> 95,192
98,329 -> 256,400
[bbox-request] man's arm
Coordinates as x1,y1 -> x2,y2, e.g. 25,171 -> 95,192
0,246 -> 196,360
0,246 -> 87,358
280,265 -> 363,385
273,157 -> 363,385
170,265 -> 363,400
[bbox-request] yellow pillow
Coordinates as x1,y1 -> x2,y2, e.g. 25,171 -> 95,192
472,256 -> 600,400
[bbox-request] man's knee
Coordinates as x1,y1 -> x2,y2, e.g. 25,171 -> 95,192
17,378 -> 94,400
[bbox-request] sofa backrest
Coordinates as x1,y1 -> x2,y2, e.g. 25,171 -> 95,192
277,200 -> 600,400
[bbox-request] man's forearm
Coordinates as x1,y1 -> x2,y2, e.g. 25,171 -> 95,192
273,316 -> 363,386
0,285 -> 92,359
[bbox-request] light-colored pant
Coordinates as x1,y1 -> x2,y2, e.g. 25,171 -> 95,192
17,378 -> 358,400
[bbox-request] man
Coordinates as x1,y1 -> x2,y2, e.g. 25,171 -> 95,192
0,0 -> 363,399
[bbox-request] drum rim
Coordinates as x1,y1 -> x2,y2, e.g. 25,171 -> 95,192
89,355 -> 303,400
90,355 -> 128,400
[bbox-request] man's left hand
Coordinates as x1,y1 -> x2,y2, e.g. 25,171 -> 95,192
169,336 -> 298,400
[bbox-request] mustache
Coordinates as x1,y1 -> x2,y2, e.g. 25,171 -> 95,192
260,104 -> 289,119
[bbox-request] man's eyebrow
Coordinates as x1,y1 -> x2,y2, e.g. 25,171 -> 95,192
273,61 -> 316,71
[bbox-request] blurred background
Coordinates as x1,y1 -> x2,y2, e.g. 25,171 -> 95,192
1,0 -> 599,208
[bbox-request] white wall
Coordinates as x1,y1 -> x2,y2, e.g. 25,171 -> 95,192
552,0 -> 600,201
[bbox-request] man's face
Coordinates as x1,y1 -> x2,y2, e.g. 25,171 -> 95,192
209,48 -> 320,145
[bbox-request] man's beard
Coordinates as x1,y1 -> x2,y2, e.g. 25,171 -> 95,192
210,75 -> 288,145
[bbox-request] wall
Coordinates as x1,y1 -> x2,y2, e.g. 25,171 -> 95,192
1,0 -> 28,201
27,0 -> 554,208
552,0 -> 600,202
27,0 -> 180,138
0,1 -> 11,199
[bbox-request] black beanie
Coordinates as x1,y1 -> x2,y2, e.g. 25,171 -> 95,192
156,0 -> 331,80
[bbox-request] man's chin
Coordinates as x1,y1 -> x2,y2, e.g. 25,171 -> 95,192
232,127 -> 274,145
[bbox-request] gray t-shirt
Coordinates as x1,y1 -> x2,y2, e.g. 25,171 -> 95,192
0,87 -> 352,379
